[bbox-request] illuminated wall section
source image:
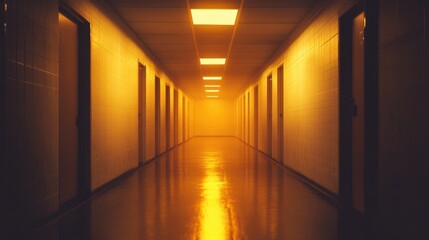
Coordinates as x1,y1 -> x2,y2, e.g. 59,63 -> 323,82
234,97 -> 241,138
193,99 -> 235,136
185,98 -> 191,140
258,78 -> 268,153
271,70 -> 279,160
247,88 -> 255,147
63,0 -> 191,189
145,71 -> 156,161
188,100 -> 194,139
237,1 -> 342,193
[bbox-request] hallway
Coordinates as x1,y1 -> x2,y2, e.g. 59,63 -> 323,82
32,137 -> 339,240
2,0 -> 429,239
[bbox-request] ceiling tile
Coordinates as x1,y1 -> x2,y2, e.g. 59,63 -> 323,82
109,0 -> 187,8
140,34 -> 194,44
236,23 -> 295,35
188,0 -> 242,9
197,44 -> 229,57
117,8 -> 189,22
239,8 -> 309,24
129,22 -> 192,34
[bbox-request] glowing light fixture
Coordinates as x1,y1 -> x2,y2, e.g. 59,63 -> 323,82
205,85 -> 221,88
191,9 -> 238,25
207,96 -> 219,98
205,89 -> 220,93
203,76 -> 222,80
200,58 -> 226,65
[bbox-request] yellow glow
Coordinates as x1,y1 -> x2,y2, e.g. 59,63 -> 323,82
205,85 -> 221,88
203,76 -> 222,80
200,58 -> 226,65
198,153 -> 230,240
207,96 -> 219,98
191,9 -> 238,25
205,89 -> 220,93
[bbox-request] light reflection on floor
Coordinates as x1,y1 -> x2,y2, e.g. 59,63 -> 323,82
30,137 -> 342,240
199,152 -> 230,240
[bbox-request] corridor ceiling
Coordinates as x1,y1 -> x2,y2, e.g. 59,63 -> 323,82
107,0 -> 325,99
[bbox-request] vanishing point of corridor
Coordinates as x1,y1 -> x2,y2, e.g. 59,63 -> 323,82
32,137 -> 338,240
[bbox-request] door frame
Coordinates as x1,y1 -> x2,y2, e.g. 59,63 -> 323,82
174,89 -> 178,145
138,63 -> 146,165
277,65 -> 284,164
182,96 -> 186,142
59,3 -> 91,208
155,76 -> 161,155
339,0 -> 379,221
247,92 -> 251,143
267,74 -> 273,156
165,84 -> 170,150
254,85 -> 258,149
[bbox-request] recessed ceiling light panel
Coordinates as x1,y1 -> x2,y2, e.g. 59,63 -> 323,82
205,89 -> 220,93
191,9 -> 238,25
203,76 -> 222,80
204,85 -> 221,88
200,58 -> 226,65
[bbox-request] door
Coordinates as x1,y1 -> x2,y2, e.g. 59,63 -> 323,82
182,96 -> 186,142
59,13 -> 79,205
339,3 -> 375,215
174,89 -> 178,146
242,97 -> 245,140
155,76 -> 161,155
267,75 -> 273,156
277,66 -> 284,164
186,101 -> 191,139
165,85 -> 170,150
351,12 -> 365,213
58,5 -> 91,207
247,92 -> 251,143
138,63 -> 146,165
244,94 -> 247,142
254,86 -> 259,149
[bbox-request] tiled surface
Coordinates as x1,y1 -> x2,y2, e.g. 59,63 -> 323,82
62,0 -> 192,189
30,137 -> 340,240
2,0 -> 192,236
236,0 -> 346,193
4,0 -> 60,234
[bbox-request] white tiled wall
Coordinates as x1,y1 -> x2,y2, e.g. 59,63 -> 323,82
236,0 -> 345,193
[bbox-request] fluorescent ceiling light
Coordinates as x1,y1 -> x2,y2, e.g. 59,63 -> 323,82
205,89 -> 220,93
191,9 -> 238,25
200,58 -> 226,65
204,85 -> 221,88
203,76 -> 222,80
207,96 -> 219,98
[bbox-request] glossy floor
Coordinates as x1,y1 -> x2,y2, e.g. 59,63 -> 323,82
31,137 -> 352,240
